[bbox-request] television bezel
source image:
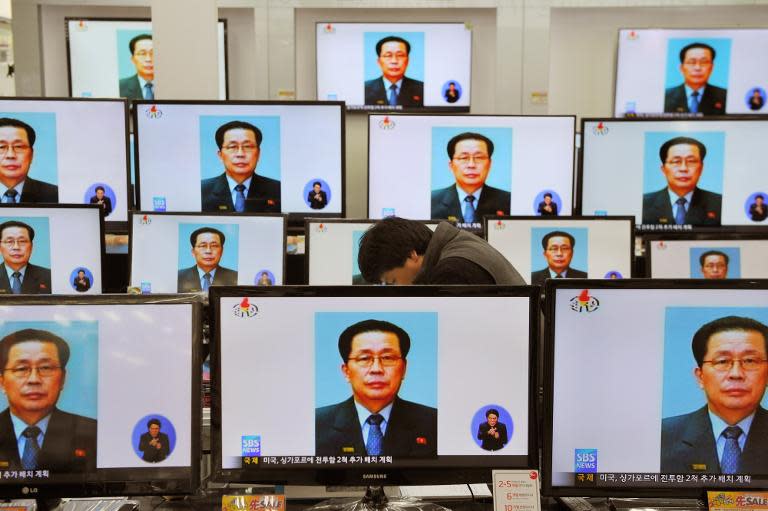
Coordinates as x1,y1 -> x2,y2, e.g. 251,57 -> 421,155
209,284 -> 539,485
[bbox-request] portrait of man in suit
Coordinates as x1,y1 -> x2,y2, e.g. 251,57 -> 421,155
664,42 -> 727,115
530,231 -> 587,285
307,181 -> 328,210
431,132 -> 510,222
642,136 -> 722,226
89,186 -> 113,217
138,418 -> 170,463
201,120 -> 281,213
0,221 -> 51,295
315,319 -> 437,457
661,316 -> 768,474
477,408 -> 508,452
0,118 -> 58,204
364,36 -> 423,108
0,328 -> 96,472
177,226 -> 238,292
700,250 -> 729,280
119,34 -> 154,100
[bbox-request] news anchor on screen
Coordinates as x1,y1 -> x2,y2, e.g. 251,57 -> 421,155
664,42 -> 727,115
537,192 -> 558,216
177,227 -> 238,292
749,195 -> 767,222
119,34 -> 154,100
0,221 -> 51,295
530,231 -> 587,285
138,418 -> 170,463
661,316 -> 768,474
0,118 -> 58,204
642,136 -> 721,226
477,408 -> 508,451
89,186 -> 112,216
307,181 -> 328,210
0,328 -> 97,471
364,36 -> 424,108
315,319 -> 437,457
431,132 -> 510,222
700,250 -> 729,280
201,121 -> 281,213
73,269 -> 91,292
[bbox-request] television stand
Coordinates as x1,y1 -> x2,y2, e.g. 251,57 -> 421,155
306,485 -> 452,511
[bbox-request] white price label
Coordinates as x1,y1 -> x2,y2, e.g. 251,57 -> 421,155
492,469 -> 541,511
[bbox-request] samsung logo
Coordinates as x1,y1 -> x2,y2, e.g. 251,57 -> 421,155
362,474 -> 387,480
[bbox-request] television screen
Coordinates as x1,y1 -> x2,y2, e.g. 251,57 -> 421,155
134,101 -> 344,218
0,98 -> 130,225
614,28 -> 768,116
368,114 -> 576,226
0,205 -> 104,295
484,216 -> 634,284
305,219 -> 439,285
580,117 -> 768,231
543,279 -> 768,497
211,286 -> 537,485
316,23 -> 471,112
66,18 -> 228,100
130,212 -> 285,293
0,295 -> 201,498
646,232 -> 768,279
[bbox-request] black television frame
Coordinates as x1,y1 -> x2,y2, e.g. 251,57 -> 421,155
542,278 -> 768,498
209,285 -> 539,486
577,115 -> 768,233
132,99 -> 347,224
128,211 -> 288,292
64,17 -> 230,100
367,113 -> 578,219
0,293 -> 203,499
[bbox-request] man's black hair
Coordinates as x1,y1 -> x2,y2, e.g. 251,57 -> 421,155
95,185 -> 105,193
0,329 -> 70,370
0,118 -> 36,148
375,36 -> 411,56
313,181 -> 322,188
691,316 -> 768,367
756,195 -> 765,202
541,230 -> 574,250
189,226 -> 225,247
486,408 -> 500,418
0,220 -> 34,241
699,250 -> 729,267
128,34 -> 152,55
358,217 -> 432,283
147,418 -> 162,429
338,319 -> 411,362
214,121 -> 263,150
659,136 -> 707,163
679,42 -> 716,63
446,132 -> 495,159
543,192 -> 553,199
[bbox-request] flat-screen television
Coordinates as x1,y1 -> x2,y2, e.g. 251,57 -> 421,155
134,101 -> 345,219
579,117 -> 768,231
368,114 -> 576,226
543,279 -> 768,497
0,205 -> 104,295
305,219 -> 439,285
66,18 -> 228,100
614,28 -> 768,116
645,232 -> 768,279
0,98 -> 130,227
0,295 -> 201,498
129,212 -> 285,294
484,216 -> 634,284
210,285 -> 537,485
316,23 -> 471,112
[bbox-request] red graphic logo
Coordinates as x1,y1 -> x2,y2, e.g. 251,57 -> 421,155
592,122 -> 609,136
139,214 -> 151,225
529,471 -> 538,480
324,23 -> 335,34
76,20 -> 88,31
416,437 -> 427,445
74,449 -> 87,458
233,297 -> 258,318
627,30 -> 638,40
315,223 -> 328,233
378,116 -> 396,130
707,211 -> 717,219
146,105 -> 163,119
570,289 -> 600,313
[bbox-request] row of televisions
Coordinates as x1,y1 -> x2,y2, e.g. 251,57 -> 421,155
0,206 -> 766,295
1,280 -> 767,499
2,96 -> 768,232
67,19 -> 768,117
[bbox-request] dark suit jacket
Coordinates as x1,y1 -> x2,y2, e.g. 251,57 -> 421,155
664,84 -> 727,115
661,405 -> 768,474
477,421 -> 508,451
201,173 -> 281,213
530,266 -> 588,286
139,431 -> 170,463
642,187 -> 722,226
431,185 -> 511,222
364,76 -> 424,107
537,201 -> 558,216
18,177 -> 58,204
315,396 -> 437,457
0,408 -> 97,472
177,265 -> 238,292
749,203 -> 768,222
308,190 -> 328,209
119,74 -> 143,100
74,276 -> 91,293
0,263 -> 52,294
89,195 -> 112,216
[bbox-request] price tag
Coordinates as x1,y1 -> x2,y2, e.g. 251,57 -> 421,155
492,470 -> 541,511
708,491 -> 768,511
